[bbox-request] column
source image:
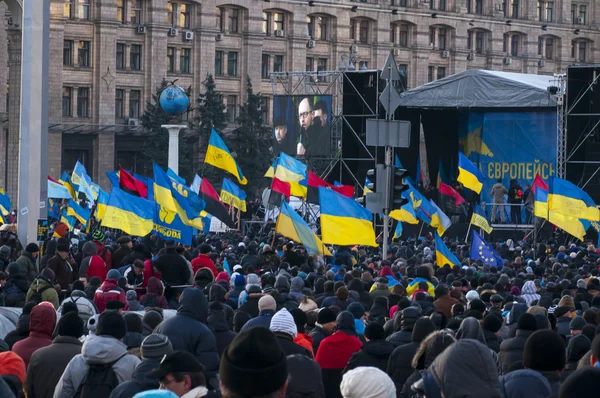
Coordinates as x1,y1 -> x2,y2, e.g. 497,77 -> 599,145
6,28 -> 21,199
72,86 -> 79,117
125,43 -> 131,70
163,125 -> 186,174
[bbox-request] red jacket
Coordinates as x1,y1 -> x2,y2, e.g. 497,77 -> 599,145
191,254 -> 217,278
13,303 -> 56,368
294,333 -> 314,357
93,278 -> 129,313
315,331 -> 362,369
94,241 -> 112,270
86,255 -> 107,282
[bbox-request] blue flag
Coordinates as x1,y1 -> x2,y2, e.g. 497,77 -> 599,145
470,230 -> 504,267
223,258 -> 231,276
154,204 -> 194,246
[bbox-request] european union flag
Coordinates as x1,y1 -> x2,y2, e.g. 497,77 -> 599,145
470,230 -> 504,267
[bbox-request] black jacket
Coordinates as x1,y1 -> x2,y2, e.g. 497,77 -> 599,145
207,309 -> 236,357
483,328 -> 502,353
154,288 -> 220,377
286,354 -> 325,397
112,246 -> 133,268
499,329 -> 535,374
344,339 -> 395,373
153,248 -> 191,286
109,359 -> 160,398
240,254 -> 260,271
237,293 -> 263,318
386,307 -> 422,348
310,325 -> 331,355
274,333 -> 312,357
4,274 -> 29,308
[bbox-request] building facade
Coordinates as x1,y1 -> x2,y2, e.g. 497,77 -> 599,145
0,0 -> 598,195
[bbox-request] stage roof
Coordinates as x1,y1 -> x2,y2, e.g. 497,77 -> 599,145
398,69 -> 557,109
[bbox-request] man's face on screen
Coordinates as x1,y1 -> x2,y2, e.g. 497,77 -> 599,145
275,125 -> 287,142
313,109 -> 327,127
298,98 -> 313,129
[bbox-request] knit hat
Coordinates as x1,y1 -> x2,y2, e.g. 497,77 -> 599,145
140,333 -> 173,360
124,313 -> 143,334
234,274 -> 245,287
523,330 -> 566,371
133,391 -> 179,398
126,290 -> 138,301
340,367 -> 396,398
25,243 -> 39,253
517,313 -> 538,331
559,368 -> 600,398
220,328 -> 287,397
56,238 -> 70,253
317,308 -> 336,325
92,230 -> 105,242
0,352 -> 26,384
570,316 -> 587,331
87,314 -> 99,335
258,295 -> 276,312
233,264 -> 243,272
465,290 -> 479,303
577,279 -> 587,289
269,308 -> 298,339
482,313 -> 503,333
143,310 -> 163,332
290,308 -> 308,333
57,311 -> 84,338
96,311 -> 127,340
40,267 -> 55,282
364,323 -> 385,341
347,302 -> 366,319
107,269 -> 121,280
0,246 -> 10,257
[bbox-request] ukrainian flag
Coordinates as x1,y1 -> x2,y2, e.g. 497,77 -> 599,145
402,181 -> 436,224
457,152 -> 483,194
275,153 -> 307,183
389,203 -> 418,224
471,203 -> 493,234
58,171 -> 70,185
364,176 -> 373,194
60,209 -> 76,231
276,201 -> 331,256
0,189 -> 10,216
101,187 -> 156,236
205,129 -> 247,185
48,178 -> 72,199
435,233 -> 460,267
264,158 -> 277,178
72,161 -> 98,200
95,189 -> 109,221
548,177 -> 600,221
319,187 -> 377,246
67,199 -> 90,225
220,178 -> 247,212
153,163 -> 177,211
430,200 -> 452,237
62,176 -> 77,201
537,188 -> 589,240
393,221 -> 403,240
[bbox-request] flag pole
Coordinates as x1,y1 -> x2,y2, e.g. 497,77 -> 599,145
417,220 -> 425,239
465,222 -> 472,243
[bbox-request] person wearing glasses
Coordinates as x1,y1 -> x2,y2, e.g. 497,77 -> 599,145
151,351 -> 217,398
296,97 -> 330,157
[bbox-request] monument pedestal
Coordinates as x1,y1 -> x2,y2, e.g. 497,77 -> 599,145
162,125 -> 186,175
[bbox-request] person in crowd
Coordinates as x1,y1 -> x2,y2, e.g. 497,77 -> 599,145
340,367 -> 396,398
79,241 -> 108,283
269,308 -> 312,357
561,334 -> 590,381
241,295 -> 276,330
344,322 -> 394,373
286,354 -> 326,397
191,244 -> 217,278
25,267 -> 59,308
139,276 -> 168,310
16,243 -> 39,282
433,285 -> 458,319
94,268 -> 129,313
120,260 -> 145,289
4,262 -> 29,307
127,290 -> 144,311
0,245 -> 12,272
46,239 -> 73,293
498,369 -> 552,398
508,179 -> 523,224
4,302 -> 35,348
207,301 -> 236,356
499,312 -> 538,374
522,329 -> 566,396
290,308 -> 314,357
92,230 -> 113,270
387,307 -> 422,347
560,368 -> 600,397
491,179 -> 508,223
310,307 -> 337,355
153,241 -> 191,301
148,351 -> 217,398
112,236 -> 134,268
12,302 -> 57,368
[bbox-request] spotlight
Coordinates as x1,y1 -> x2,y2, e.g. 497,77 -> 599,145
391,9 -> 398,15
541,24 -> 547,31
574,29 -> 580,35
351,5 -> 358,12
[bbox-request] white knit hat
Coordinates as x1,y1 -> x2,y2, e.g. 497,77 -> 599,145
466,290 -> 479,303
340,367 -> 396,398
269,308 -> 297,339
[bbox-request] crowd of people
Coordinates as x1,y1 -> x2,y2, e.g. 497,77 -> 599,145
0,222 -> 598,397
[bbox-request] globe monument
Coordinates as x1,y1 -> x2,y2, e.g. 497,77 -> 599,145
159,84 -> 190,174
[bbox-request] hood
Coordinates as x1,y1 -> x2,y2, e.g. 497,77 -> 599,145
456,317 -> 486,344
123,331 -> 144,349
132,359 -> 161,388
567,334 -> 591,362
363,340 -> 395,357
400,307 -> 422,332
82,241 -> 97,256
29,303 -> 57,336
177,288 -> 208,324
209,283 -> 227,302
275,275 -> 290,291
380,266 -> 395,279
196,268 -> 214,282
82,334 -> 129,365
508,303 -> 528,326
290,277 -> 305,293
29,278 -> 53,292
521,281 -> 537,295
208,310 -> 231,332
347,279 -> 365,294
146,277 -> 163,296
498,369 -> 552,398
411,317 -> 436,343
430,339 -> 500,398
100,278 -> 120,292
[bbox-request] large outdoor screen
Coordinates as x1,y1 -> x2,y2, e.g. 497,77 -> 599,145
272,95 -> 332,158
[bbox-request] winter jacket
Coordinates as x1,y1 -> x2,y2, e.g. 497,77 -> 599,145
118,265 -> 144,288
241,253 -> 260,271
53,335 -> 141,398
139,277 -> 168,309
46,254 -> 73,291
316,326 -> 362,398
498,369 -> 552,398
191,254 -> 218,278
310,324 -> 331,355
286,354 -> 326,398
12,304 -> 57,368
387,307 -> 422,348
321,297 -> 353,310
406,278 -> 435,297
260,250 -> 280,270
294,332 -> 314,357
112,245 -> 133,269
16,252 -> 37,282
433,295 -> 458,319
237,293 -> 263,318
25,336 -> 82,398
79,241 -> 107,282
108,359 -> 161,398
556,316 -> 572,338
348,279 -> 374,310
25,277 -> 59,309
344,339 -> 394,373
289,277 -> 306,302
492,182 -> 508,203
93,278 -> 129,313
208,284 -> 234,329
521,281 -> 540,306
127,298 -> 144,311
154,288 -> 220,377
4,313 -> 29,349
241,309 -> 275,330
207,309 -> 236,357
561,334 -> 591,382
499,329 -> 535,374
4,272 -> 29,307
94,240 -> 113,270
153,248 -> 191,287
483,328 -> 502,353
57,291 -> 98,330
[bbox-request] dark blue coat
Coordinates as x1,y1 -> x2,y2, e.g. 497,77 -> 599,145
241,309 -> 275,330
108,359 -> 160,398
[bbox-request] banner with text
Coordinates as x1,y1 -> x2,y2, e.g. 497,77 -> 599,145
154,204 -> 193,246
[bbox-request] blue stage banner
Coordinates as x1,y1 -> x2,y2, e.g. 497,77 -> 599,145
459,111 -> 557,205
154,204 -> 193,246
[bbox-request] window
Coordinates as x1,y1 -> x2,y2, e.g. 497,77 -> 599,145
579,41 -> 587,62
398,0 -> 407,5
579,5 -> 587,24
260,97 -> 268,124
167,2 -> 174,25
538,36 -> 544,55
180,48 -> 191,73
427,66 -> 434,83
429,27 -> 436,47
217,8 -> 223,31
77,87 -> 89,118
229,9 -> 239,33
116,43 -> 125,70
571,4 -> 576,22
467,31 -> 473,50
399,24 -> 409,47
545,38 -> 554,59
359,20 -> 369,43
180,4 -> 191,29
538,1 -> 553,22
131,0 -> 142,24
431,0 -> 446,10
273,13 -> 284,33
511,35 -> 520,56
438,28 -> 447,50
262,54 -> 270,79
226,95 -> 237,123
62,87 -> 72,117
274,55 -> 284,73
64,0 -> 73,18
475,31 -> 484,53
262,12 -> 269,35
78,41 -> 90,68
115,89 -> 124,119
129,90 -> 141,119
116,0 -> 124,23
546,2 -> 553,22
350,19 -> 356,41
390,24 -> 397,44
467,0 -> 483,14
227,52 -> 238,76
511,0 -> 519,18
63,40 -> 73,66
79,0 -> 90,20
306,57 -> 314,72
307,16 -> 327,40
215,51 -> 223,75
317,58 -> 327,82
437,67 -> 446,80
130,44 -> 142,71
167,47 -> 175,72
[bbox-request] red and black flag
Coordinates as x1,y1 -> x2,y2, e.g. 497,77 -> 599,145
306,171 -> 354,204
119,167 -> 148,198
268,177 -> 291,206
199,178 -> 236,228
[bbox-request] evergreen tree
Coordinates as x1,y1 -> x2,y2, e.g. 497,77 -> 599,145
229,76 -> 272,196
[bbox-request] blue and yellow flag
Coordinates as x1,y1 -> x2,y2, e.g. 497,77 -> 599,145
60,209 -> 76,231
154,203 -> 194,245
62,176 -> 77,201
277,201 -> 331,256
457,152 -> 483,194
471,203 -> 493,234
548,177 -> 599,221
319,187 -> 377,246
72,161 -> 98,201
264,158 -> 277,178
95,189 -> 110,221
101,187 -> 156,236
48,178 -> 72,199
223,257 -> 231,276
389,203 -> 418,224
434,233 -> 460,267
0,188 -> 10,216
536,188 -> 589,240
393,221 -> 403,240
67,199 -> 90,225
402,181 -> 436,224
220,178 -> 247,212
470,230 -> 503,267
58,171 -> 70,185
364,176 -> 373,194
275,153 -> 307,183
430,200 -> 452,237
534,188 -> 548,219
205,129 -> 247,185
153,163 -> 177,211
48,199 -> 61,221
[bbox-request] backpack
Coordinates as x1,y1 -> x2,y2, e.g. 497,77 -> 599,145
30,285 -> 53,304
74,353 -> 126,398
